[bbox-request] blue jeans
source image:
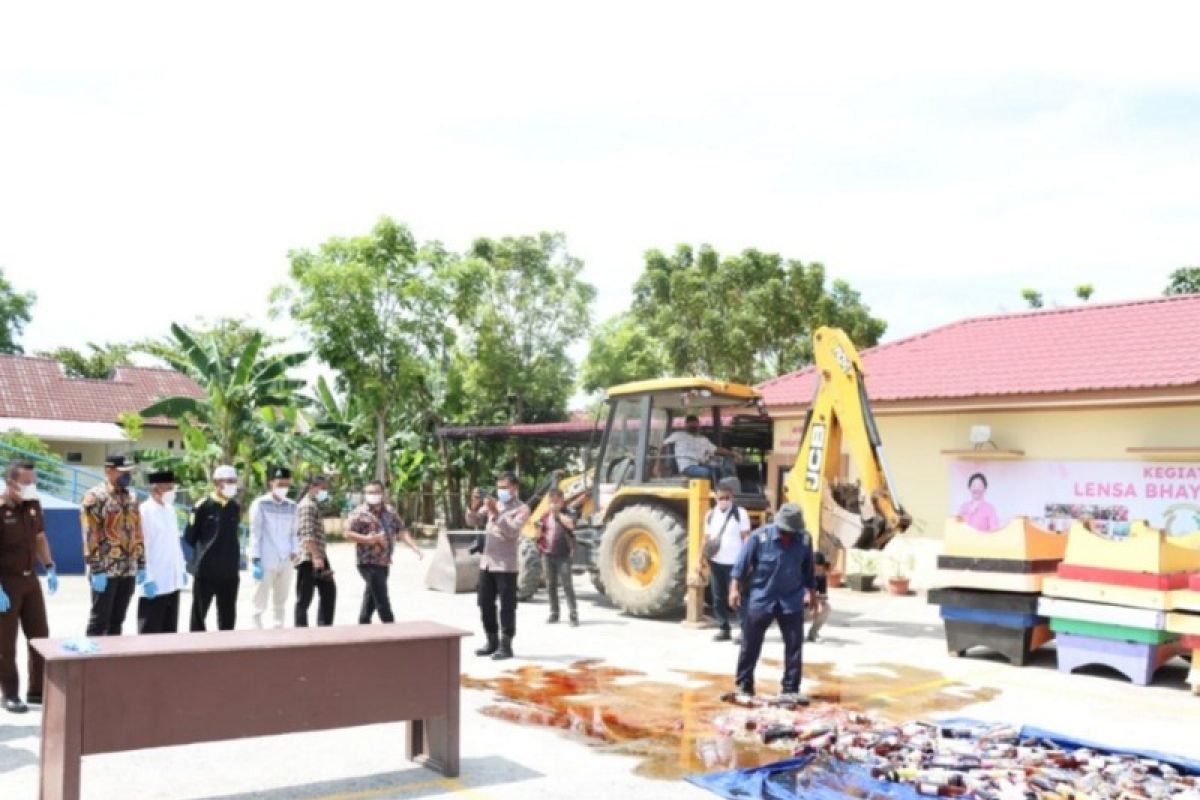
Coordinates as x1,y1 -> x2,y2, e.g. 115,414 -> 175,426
736,607 -> 804,695
683,464 -> 722,484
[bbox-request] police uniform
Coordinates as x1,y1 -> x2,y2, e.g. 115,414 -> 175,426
185,493 -> 242,631
731,504 -> 814,698
0,495 -> 51,705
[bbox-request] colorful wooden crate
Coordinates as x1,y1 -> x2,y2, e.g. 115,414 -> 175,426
1182,634 -> 1200,696
1056,563 -> 1191,590
1037,596 -> 1167,630
1049,618 -> 1179,645
933,569 -> 1052,593
943,517 -> 1067,561
943,620 -> 1053,667
1062,521 -> 1200,574
1055,632 -> 1183,686
1041,576 -> 1175,611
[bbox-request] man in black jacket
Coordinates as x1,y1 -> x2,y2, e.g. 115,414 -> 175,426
185,465 -> 243,631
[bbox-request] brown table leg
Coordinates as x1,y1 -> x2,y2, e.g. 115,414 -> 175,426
405,641 -> 460,777
40,661 -> 83,800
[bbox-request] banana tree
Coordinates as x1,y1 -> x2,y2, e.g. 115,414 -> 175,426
141,323 -> 309,483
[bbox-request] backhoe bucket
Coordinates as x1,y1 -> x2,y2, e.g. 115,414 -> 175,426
424,529 -> 483,593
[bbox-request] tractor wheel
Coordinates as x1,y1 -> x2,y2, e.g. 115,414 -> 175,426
517,537 -> 543,602
597,504 -> 688,617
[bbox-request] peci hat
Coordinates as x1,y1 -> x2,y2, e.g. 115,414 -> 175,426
269,466 -> 292,480
147,469 -> 176,485
104,455 -> 136,472
775,503 -> 805,534
213,465 -> 237,481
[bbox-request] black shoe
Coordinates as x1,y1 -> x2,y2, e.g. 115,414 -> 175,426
546,614 -> 560,624
492,637 -> 513,661
25,694 -> 42,706
713,628 -> 731,642
806,631 -> 818,643
569,616 -> 579,627
474,638 -> 499,657
3,697 -> 28,714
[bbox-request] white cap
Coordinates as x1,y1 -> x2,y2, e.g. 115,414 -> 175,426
213,465 -> 237,481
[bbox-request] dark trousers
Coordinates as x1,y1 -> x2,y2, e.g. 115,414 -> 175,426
190,577 -> 239,631
477,568 -> 517,640
0,574 -> 48,700
357,564 -> 394,624
544,554 -> 577,618
86,575 -> 136,636
295,562 -> 337,627
137,591 -> 180,634
708,561 -> 737,631
735,606 -> 805,695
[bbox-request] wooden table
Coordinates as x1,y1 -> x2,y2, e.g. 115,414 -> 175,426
32,622 -> 469,800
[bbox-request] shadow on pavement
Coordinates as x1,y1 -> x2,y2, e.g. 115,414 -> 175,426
832,610 -> 944,640
0,742 -> 38,776
193,756 -> 541,800
0,724 -> 38,745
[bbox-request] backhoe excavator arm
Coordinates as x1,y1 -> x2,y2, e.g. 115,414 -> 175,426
783,327 -> 911,554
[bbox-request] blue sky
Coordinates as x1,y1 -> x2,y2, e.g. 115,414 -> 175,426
2,2 -> 1198,368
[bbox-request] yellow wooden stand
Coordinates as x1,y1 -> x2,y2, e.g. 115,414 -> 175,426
683,478 -> 711,629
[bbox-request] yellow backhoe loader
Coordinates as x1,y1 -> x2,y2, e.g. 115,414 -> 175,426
516,325 -> 911,617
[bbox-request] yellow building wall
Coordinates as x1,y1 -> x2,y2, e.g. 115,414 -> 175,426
773,404 -> 1200,539
42,426 -> 183,472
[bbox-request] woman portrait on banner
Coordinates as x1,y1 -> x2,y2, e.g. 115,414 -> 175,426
958,472 -> 1000,532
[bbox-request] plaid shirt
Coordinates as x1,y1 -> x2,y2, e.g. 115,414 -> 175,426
347,503 -> 405,567
81,482 -> 145,577
295,495 -> 326,563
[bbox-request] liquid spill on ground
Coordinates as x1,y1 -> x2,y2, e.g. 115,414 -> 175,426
462,659 -> 999,780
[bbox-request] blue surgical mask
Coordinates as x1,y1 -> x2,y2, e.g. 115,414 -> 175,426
316,489 -> 330,503
116,473 -> 133,489
497,488 -> 513,503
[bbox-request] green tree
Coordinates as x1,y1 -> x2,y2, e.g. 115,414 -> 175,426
139,322 -> 309,482
454,232 -> 596,423
1020,288 -> 1044,309
37,342 -> 134,379
275,217 -> 456,482
580,314 -> 668,393
1075,284 -> 1094,302
0,429 -> 66,494
625,244 -> 885,382
0,267 -> 35,355
1164,267 -> 1200,296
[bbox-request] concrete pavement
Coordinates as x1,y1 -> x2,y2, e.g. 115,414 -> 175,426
1,540 -> 1197,799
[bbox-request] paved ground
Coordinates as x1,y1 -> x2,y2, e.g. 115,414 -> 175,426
1,540 -> 1197,799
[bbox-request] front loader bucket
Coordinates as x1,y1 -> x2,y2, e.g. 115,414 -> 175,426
424,529 -> 483,593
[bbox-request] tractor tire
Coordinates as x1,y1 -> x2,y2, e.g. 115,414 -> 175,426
517,537 -> 543,602
597,504 -> 688,617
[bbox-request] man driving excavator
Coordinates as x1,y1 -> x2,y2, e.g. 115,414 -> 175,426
664,415 -> 741,485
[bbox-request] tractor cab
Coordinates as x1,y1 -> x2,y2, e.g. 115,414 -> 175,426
584,379 -> 773,616
592,378 -> 772,518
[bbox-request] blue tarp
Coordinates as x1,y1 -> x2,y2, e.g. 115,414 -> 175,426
686,718 -> 1200,800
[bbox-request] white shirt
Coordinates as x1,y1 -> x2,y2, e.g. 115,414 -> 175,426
249,495 -> 299,570
664,431 -> 717,470
706,505 -> 752,565
139,498 -> 187,596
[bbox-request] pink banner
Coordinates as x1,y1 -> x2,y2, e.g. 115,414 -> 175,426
948,460 -> 1200,536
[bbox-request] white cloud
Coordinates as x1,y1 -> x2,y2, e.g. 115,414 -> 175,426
1,0 -> 1198,360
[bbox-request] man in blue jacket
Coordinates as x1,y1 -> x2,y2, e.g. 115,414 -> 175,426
729,503 -> 814,705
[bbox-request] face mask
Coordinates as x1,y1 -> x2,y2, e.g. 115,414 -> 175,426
272,486 -> 289,501
364,493 -> 383,506
497,489 -> 513,503
161,490 -> 177,506
116,473 -> 133,489
717,498 -> 732,511
316,489 -> 330,503
20,484 -> 39,501
220,483 -> 239,499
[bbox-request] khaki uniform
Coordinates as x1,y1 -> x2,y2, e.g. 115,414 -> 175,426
0,497 -> 49,700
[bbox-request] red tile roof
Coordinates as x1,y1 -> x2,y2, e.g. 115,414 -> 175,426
0,355 -> 204,426
758,294 -> 1200,407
